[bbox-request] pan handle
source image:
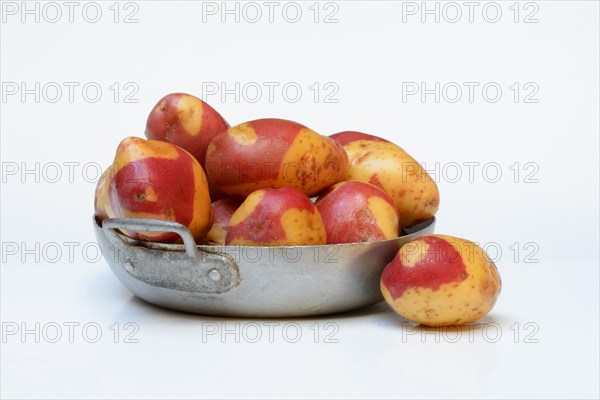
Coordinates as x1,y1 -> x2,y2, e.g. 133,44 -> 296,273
101,218 -> 240,294
102,217 -> 201,261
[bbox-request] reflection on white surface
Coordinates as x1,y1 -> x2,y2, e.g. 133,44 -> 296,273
1,258 -> 598,398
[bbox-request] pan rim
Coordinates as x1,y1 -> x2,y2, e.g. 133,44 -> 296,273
94,215 -> 436,252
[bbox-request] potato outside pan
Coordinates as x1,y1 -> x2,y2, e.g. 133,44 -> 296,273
94,215 -> 436,317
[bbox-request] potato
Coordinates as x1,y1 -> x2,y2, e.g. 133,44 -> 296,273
380,234 -> 501,327
206,118 -> 349,197
145,93 -> 230,200
226,187 -> 326,246
94,167 -> 115,222
145,93 -> 229,166
206,198 -> 242,245
330,131 -> 439,227
315,180 -> 400,244
108,137 -> 213,243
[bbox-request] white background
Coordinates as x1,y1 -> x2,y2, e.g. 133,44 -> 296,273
1,0 -> 599,398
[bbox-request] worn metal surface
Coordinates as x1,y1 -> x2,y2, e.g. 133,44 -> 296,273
95,216 -> 436,317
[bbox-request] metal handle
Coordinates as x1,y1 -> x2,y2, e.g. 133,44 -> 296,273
101,218 -> 240,294
102,218 -> 200,260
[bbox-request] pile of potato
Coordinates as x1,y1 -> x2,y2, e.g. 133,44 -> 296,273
95,92 -> 501,327
95,92 -> 440,246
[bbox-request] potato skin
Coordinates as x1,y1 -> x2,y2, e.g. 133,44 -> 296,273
206,118 -> 349,197
206,198 -> 242,245
94,167 -> 115,222
329,131 -> 389,146
380,234 -> 501,327
108,137 -> 213,243
145,93 -> 230,201
315,181 -> 400,244
332,135 -> 439,228
145,93 -> 229,166
226,187 -> 326,246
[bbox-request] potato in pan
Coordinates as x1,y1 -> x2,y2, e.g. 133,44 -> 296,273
206,198 -> 243,245
226,187 -> 327,246
331,131 -> 440,228
95,137 -> 213,243
206,118 -> 349,197
315,180 -> 400,244
145,92 -> 230,200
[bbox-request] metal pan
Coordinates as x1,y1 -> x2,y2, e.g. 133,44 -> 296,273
94,215 -> 435,317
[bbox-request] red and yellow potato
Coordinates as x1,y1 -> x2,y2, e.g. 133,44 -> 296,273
145,93 -> 230,200
107,137 -> 213,243
330,131 -> 439,228
226,187 -> 327,246
381,234 -> 501,326
315,181 -> 400,244
206,198 -> 242,245
206,118 -> 349,197
145,93 -> 230,166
